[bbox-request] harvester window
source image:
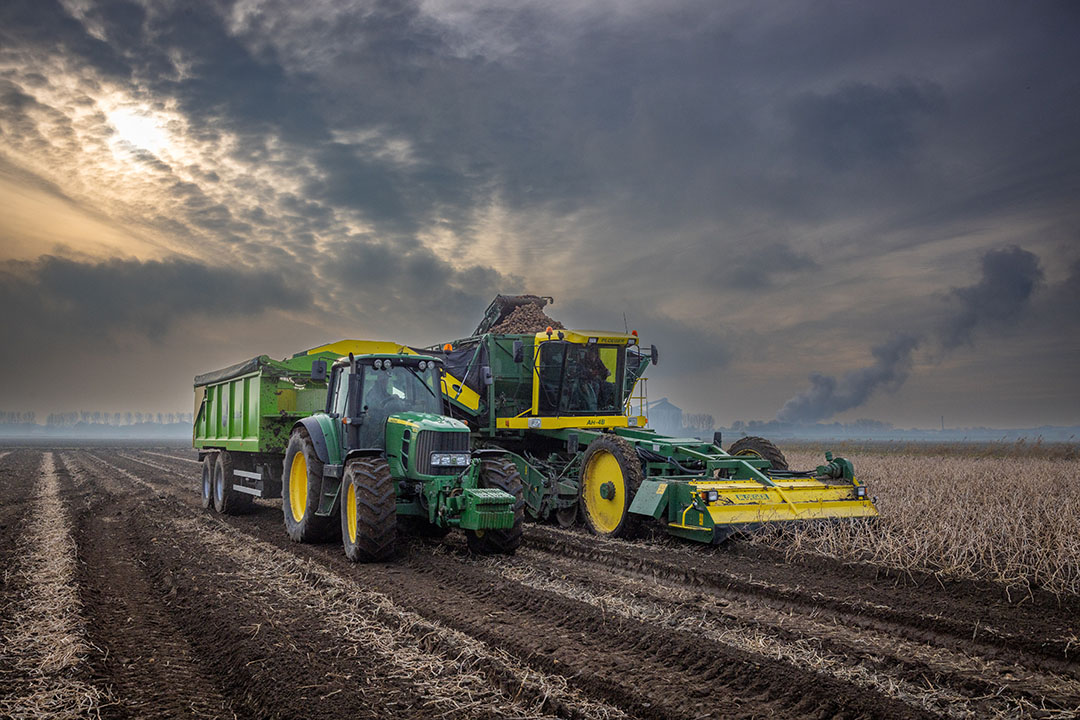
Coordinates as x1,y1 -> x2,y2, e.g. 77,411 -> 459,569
537,342 -> 624,415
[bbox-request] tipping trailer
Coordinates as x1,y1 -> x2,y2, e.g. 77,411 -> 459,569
193,341 -> 522,561
425,295 -> 879,543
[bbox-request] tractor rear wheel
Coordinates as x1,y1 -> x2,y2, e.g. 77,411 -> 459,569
728,436 -> 789,471
201,454 -> 214,510
282,428 -> 335,542
579,434 -> 644,539
466,456 -> 524,555
340,457 -> 397,562
213,451 -> 252,515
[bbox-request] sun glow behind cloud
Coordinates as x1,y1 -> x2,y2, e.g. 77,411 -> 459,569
107,108 -> 169,155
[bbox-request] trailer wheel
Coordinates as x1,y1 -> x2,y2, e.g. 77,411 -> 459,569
466,457 -> 525,555
201,454 -> 214,510
728,436 -> 789,471
340,457 -> 396,562
213,451 -> 253,515
282,428 -> 335,542
579,434 -> 644,539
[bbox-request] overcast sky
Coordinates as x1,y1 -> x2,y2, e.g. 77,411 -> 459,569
1,0 -> 1078,428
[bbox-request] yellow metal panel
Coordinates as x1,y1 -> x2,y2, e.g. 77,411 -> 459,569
387,417 -> 419,429
305,339 -> 412,356
533,329 -> 637,345
702,499 -> 879,525
496,415 -> 648,430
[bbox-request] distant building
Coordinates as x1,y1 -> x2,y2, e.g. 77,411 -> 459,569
647,397 -> 683,437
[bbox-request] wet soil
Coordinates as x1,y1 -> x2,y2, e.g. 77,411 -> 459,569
1,447 -> 1077,719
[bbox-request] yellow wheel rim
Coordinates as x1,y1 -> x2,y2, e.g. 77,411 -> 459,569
582,450 -> 625,535
289,452 -> 308,523
346,482 -> 357,542
735,449 -> 762,458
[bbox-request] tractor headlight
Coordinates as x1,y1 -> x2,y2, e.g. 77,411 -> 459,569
430,452 -> 471,467
627,416 -> 639,427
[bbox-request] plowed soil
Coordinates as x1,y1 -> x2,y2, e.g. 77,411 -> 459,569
1,446 -> 1078,719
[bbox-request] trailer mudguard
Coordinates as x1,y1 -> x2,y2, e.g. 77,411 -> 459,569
293,416 -> 342,466
628,479 -> 670,519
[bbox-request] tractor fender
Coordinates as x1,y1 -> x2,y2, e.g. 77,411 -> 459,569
294,416 -> 335,465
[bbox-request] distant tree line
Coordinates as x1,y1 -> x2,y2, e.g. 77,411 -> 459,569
0,411 -> 194,427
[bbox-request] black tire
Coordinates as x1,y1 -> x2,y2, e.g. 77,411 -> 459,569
728,436 -> 789,471
578,434 -> 644,539
282,428 -> 336,543
340,458 -> 397,562
466,456 -> 525,555
212,451 -> 253,515
201,454 -> 214,510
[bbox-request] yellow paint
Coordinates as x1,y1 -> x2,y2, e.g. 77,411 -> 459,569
533,329 -> 637,345
277,388 -> 297,412
346,481 -> 357,542
304,339 -> 482,412
289,452 -> 308,523
655,482 -> 668,494
581,450 -> 626,534
387,417 -> 419,428
496,415 -> 647,430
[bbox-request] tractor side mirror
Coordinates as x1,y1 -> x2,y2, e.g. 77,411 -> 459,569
650,345 -> 659,366
310,359 -> 327,381
512,340 -> 524,363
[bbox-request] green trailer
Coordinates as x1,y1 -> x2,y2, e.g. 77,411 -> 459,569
193,341 -> 522,561
424,295 -> 879,544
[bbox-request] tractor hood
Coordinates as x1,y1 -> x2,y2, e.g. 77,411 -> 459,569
387,412 -> 469,432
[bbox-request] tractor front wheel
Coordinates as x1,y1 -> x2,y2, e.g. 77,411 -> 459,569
579,435 -> 644,538
341,457 -> 397,562
466,457 -> 524,555
728,436 -> 789,471
282,428 -> 335,542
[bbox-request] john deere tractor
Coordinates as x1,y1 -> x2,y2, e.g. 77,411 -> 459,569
193,342 -> 523,561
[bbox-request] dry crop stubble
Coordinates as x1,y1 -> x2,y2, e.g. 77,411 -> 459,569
755,449 -> 1080,597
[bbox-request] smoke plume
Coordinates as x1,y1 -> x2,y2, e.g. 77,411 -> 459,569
775,245 -> 1043,423
776,334 -> 919,423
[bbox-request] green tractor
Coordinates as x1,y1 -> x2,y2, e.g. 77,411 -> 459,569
193,343 -> 523,561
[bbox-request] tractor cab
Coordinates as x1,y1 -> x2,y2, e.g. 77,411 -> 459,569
325,353 -> 446,450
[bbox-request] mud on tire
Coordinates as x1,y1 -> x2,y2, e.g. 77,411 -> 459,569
341,457 -> 397,562
282,428 -> 336,543
728,436 -> 789,471
579,434 -> 645,539
213,451 -> 253,515
466,456 -> 525,555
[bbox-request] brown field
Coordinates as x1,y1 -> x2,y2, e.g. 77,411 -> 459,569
0,444 -> 1078,719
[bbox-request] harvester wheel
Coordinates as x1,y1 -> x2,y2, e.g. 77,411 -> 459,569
728,436 -> 789,471
201,454 -> 214,510
213,451 -> 253,515
579,434 -> 644,539
340,457 -> 396,562
282,428 -> 335,543
466,457 -> 525,555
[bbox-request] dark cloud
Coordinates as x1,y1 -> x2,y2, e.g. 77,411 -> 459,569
0,255 -> 312,341
786,79 -> 946,173
724,242 -> 819,289
938,245 -> 1043,351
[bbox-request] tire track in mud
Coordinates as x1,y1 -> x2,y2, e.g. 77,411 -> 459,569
523,525 -> 1080,673
0,452 -> 108,720
473,548 -> 1080,719
103,450 -> 934,720
107,449 -> 1080,718
75,452 -> 630,720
